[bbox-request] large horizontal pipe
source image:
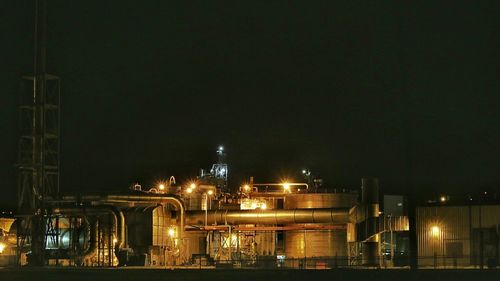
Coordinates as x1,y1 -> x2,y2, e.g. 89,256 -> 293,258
186,208 -> 349,226
187,224 -> 347,232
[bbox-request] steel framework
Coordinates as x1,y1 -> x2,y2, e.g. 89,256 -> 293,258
17,0 -> 60,266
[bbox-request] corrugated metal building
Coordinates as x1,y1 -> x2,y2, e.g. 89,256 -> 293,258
416,205 -> 500,268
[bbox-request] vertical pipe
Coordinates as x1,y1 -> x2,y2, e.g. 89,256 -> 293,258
468,205 -> 472,266
304,230 -> 307,268
228,227 -> 232,261
108,214 -> 112,266
479,206 -> 483,269
69,217 -> 72,266
97,219 -> 100,266
361,178 -> 380,266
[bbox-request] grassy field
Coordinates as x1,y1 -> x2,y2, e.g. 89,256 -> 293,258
0,268 -> 499,281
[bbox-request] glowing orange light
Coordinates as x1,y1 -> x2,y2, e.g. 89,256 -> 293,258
431,225 -> 440,237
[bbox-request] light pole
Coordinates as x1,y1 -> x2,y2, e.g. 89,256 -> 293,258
204,190 -> 214,226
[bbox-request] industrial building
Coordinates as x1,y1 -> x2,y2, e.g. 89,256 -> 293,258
416,204 -> 500,268
2,169 -> 499,269
1,166 -> 405,269
4,0 -> 497,270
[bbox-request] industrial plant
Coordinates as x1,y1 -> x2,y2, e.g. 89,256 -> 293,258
0,0 -> 498,272
1,145 -> 499,269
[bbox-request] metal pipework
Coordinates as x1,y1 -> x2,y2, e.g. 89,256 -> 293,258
47,194 -> 185,240
186,208 -> 349,226
104,195 -> 185,240
52,205 -> 125,249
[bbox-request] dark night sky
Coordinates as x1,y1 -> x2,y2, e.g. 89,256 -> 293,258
1,1 -> 499,208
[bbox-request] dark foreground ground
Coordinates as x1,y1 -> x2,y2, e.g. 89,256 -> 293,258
0,268 -> 499,281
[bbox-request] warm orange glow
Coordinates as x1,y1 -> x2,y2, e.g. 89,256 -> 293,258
168,227 -> 176,238
207,190 -> 214,195
186,188 -> 193,194
190,183 -> 197,189
0,243 -> 5,254
431,225 -> 440,237
243,184 -> 250,192
158,184 -> 165,190
283,183 -> 291,192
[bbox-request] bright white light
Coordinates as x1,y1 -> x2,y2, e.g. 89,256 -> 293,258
283,183 -> 291,192
440,196 -> 446,202
159,184 -> 165,190
302,169 -> 307,174
243,184 -> 250,192
431,226 -> 440,237
190,183 -> 197,189
207,190 -> 214,195
0,243 -> 5,254
113,238 -> 118,244
261,203 -> 267,210
186,188 -> 193,194
168,227 -> 176,238
218,146 -> 224,151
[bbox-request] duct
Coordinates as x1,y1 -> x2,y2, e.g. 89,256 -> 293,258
185,208 -> 349,226
47,194 -> 183,241
103,195 -> 185,240
81,218 -> 98,260
360,178 -> 380,266
53,205 -> 125,249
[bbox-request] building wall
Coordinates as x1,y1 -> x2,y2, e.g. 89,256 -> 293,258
416,205 -> 500,267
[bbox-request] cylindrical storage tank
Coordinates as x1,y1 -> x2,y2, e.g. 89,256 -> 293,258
283,193 -> 357,264
285,228 -> 347,258
284,193 -> 357,209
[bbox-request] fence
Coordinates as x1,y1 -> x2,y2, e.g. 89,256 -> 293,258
187,255 -> 498,270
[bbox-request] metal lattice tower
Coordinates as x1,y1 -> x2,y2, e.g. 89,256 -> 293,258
17,0 -> 60,266
210,146 -> 228,191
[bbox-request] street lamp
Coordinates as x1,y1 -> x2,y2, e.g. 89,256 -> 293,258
282,183 -> 291,192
